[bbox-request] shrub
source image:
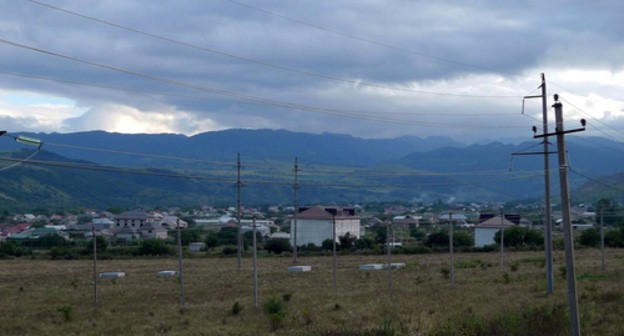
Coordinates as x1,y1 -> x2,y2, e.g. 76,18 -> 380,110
578,228 -> 600,247
230,301 -> 243,316
494,226 -> 544,247
57,305 -> 73,322
264,238 -> 291,254
137,239 -> 173,256
221,245 -> 238,256
264,296 -> 287,331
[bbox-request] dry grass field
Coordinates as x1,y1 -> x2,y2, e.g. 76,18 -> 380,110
0,249 -> 622,335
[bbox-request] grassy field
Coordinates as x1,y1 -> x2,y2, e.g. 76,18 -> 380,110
0,249 -> 622,335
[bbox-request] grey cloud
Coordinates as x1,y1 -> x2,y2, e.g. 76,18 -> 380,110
0,0 -> 622,143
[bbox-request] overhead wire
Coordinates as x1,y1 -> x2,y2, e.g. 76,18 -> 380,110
224,0 -> 529,79
0,37 -> 529,130
27,0 -> 522,99
569,167 -> 624,194
0,71 -> 522,118
0,155 -> 544,190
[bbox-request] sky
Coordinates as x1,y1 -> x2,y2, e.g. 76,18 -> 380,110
0,0 -> 623,144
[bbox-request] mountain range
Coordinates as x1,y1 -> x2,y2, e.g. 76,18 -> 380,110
0,129 -> 622,211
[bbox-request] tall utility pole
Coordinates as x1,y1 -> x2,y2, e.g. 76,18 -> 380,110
449,211 -> 455,288
292,157 -> 300,263
555,95 -> 581,336
500,208 -> 505,271
92,223 -> 98,309
386,222 -> 393,290
540,74 -> 554,295
524,73 -> 554,294
236,153 -> 243,270
177,219 -> 186,310
600,201 -> 607,272
332,214 -> 337,290
535,94 -> 585,336
252,215 -> 259,308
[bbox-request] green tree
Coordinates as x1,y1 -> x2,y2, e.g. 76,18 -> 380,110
83,236 -> 108,255
338,232 -> 357,250
370,225 -> 387,244
180,228 -> 202,245
138,239 -> 173,255
354,237 -> 374,250
264,238 -> 291,254
38,233 -> 68,248
217,227 -> 238,245
204,231 -> 219,250
494,226 -> 544,247
425,229 -> 473,248
321,238 -> 334,251
410,228 -> 425,240
604,229 -> 624,247
578,228 -> 600,247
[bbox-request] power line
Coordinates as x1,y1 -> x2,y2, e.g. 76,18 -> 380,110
28,0 -> 521,99
0,71 -> 522,118
224,0 -> 526,78
0,38 -> 527,129
569,168 -> 624,194
0,155 -> 541,189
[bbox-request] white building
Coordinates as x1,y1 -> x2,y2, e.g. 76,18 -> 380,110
290,206 -> 360,247
474,215 -> 515,247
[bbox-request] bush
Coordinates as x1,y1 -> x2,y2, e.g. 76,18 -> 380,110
0,241 -> 30,258
494,226 -> 544,248
264,238 -> 291,254
264,296 -> 287,331
604,229 -> 624,247
578,228 -> 600,247
137,239 -> 173,256
425,229 -> 473,248
321,239 -> 335,251
221,245 -> 238,256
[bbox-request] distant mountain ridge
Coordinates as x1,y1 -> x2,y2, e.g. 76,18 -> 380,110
0,129 -> 623,210
0,129 -> 465,168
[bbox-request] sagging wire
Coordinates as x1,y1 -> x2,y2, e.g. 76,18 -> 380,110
0,131 -> 43,172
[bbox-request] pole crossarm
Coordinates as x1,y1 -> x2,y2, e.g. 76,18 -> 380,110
534,127 -> 586,138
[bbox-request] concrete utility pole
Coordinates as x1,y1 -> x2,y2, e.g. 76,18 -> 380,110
177,219 -> 186,310
92,223 -> 98,309
332,214 -> 337,290
292,157 -> 300,263
600,203 -> 606,272
524,73 -> 554,294
535,94 -> 585,336
540,74 -> 554,295
449,211 -> 455,288
386,222 -> 393,290
252,215 -> 259,308
236,153 -> 243,270
500,209 -> 505,271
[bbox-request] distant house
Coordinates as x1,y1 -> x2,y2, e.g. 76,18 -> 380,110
114,226 -> 140,241
1,223 -> 31,240
114,211 -> 154,229
474,215 -> 515,247
140,223 -> 168,240
290,206 -> 360,247
92,217 -> 114,229
157,215 -> 188,229
392,215 -> 420,228
438,213 -> 468,226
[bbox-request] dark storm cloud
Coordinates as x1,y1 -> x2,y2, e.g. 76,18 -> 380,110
0,0 -> 622,142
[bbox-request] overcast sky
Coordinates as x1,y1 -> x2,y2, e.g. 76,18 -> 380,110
0,0 -> 623,144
